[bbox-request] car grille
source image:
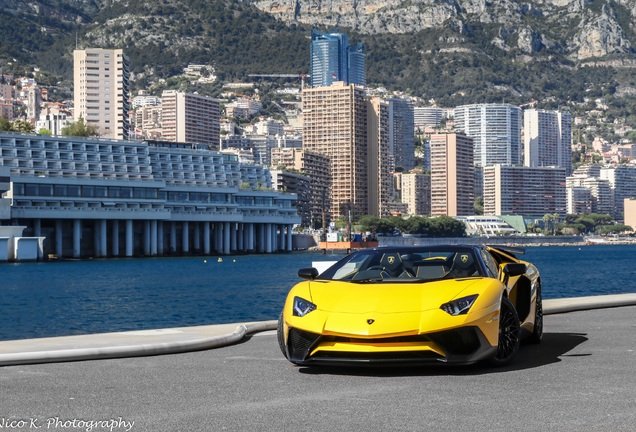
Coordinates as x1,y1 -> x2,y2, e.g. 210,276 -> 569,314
287,327 -> 483,361
288,328 -> 321,352
427,327 -> 481,355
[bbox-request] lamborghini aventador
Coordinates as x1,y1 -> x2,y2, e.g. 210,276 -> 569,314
277,245 -> 542,367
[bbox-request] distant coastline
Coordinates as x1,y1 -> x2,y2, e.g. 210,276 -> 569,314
301,234 -> 636,250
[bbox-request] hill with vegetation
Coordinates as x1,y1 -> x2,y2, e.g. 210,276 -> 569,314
2,0 -> 636,122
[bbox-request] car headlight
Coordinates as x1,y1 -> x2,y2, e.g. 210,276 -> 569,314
440,294 -> 479,316
293,296 -> 317,317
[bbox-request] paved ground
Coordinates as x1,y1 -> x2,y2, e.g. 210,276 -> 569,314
0,305 -> 634,432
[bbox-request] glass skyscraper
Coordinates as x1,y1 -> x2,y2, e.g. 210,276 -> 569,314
310,30 -> 365,88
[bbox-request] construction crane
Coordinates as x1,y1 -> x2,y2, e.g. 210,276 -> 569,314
248,73 -> 310,90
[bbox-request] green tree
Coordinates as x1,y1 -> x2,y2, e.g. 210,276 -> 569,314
11,120 -> 35,133
474,196 -> 484,215
38,128 -> 52,135
0,117 -> 12,131
597,224 -> 633,235
61,117 -> 98,137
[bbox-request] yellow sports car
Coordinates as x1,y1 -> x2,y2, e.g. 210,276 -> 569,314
277,245 -> 542,367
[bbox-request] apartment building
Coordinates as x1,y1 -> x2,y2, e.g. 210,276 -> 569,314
161,90 -> 221,149
430,133 -> 474,216
73,48 -> 130,140
388,98 -> 415,171
600,165 -> 636,220
454,103 -> 522,168
367,96 -> 392,217
270,148 -> 331,228
524,109 -> 573,176
401,172 -> 431,216
302,82 -> 368,220
483,165 -> 566,217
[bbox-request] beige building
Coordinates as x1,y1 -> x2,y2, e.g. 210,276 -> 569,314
401,172 -> 431,216
625,198 -> 636,230
430,133 -> 474,216
73,48 -> 130,140
484,165 -> 566,217
302,82 -> 369,220
161,90 -> 221,149
367,96 -> 392,217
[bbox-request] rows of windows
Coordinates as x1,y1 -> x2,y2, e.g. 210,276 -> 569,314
14,183 -> 159,199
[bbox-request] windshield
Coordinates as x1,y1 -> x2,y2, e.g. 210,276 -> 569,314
317,247 -> 484,282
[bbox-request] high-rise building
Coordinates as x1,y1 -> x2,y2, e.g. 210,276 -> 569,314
414,107 -> 444,129
302,82 -> 369,220
567,186 -> 592,215
430,133 -> 474,216
270,148 -> 331,229
568,174 -> 613,215
401,172 -> 431,216
483,165 -> 567,217
310,30 -> 365,88
270,170 -> 312,227
161,90 -> 221,149
600,165 -> 636,219
524,109 -> 573,176
454,103 -> 522,168
73,48 -> 130,140
388,98 -> 415,171
367,97 -> 392,217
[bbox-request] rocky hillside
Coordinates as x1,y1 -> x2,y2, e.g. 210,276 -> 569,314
251,0 -> 635,61
2,0 -> 636,116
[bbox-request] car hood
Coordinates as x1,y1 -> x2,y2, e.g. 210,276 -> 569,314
308,278 -> 482,314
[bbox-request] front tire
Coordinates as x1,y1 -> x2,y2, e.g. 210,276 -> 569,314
527,283 -> 543,344
489,297 -> 520,367
277,312 -> 288,359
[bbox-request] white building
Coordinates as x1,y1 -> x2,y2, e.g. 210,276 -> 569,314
524,109 -> 573,176
414,107 -> 443,129
73,48 -> 130,140
600,166 -> 636,219
454,103 -> 522,168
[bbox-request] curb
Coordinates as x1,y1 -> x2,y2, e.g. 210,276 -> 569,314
0,321 -> 277,367
543,293 -> 636,315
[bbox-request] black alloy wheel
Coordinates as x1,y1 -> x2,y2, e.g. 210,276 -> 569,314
489,297 -> 520,366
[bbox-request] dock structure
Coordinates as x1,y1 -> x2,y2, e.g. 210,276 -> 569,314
0,132 -> 301,259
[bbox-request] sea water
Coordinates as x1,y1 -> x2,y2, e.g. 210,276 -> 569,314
0,244 -> 634,341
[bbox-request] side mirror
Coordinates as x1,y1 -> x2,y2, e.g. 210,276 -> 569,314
298,267 -> 319,281
503,263 -> 526,277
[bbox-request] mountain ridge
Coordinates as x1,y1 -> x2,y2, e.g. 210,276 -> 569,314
1,0 -> 636,119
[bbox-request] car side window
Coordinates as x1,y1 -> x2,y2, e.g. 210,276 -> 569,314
480,249 -> 499,279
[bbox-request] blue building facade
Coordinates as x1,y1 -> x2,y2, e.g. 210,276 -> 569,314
310,30 -> 365,88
